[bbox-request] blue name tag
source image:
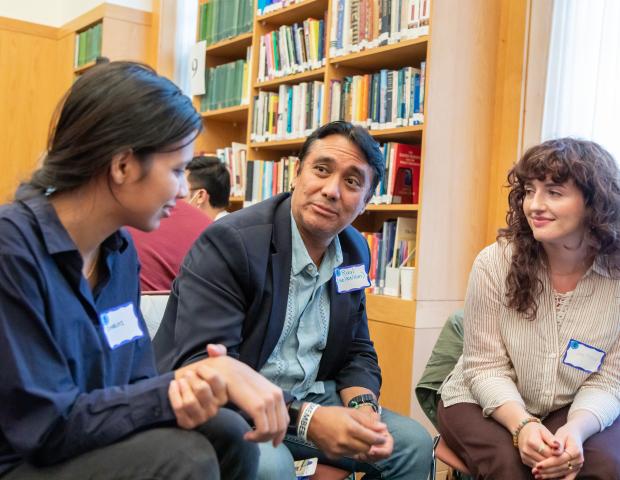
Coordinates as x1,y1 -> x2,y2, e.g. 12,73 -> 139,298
100,302 -> 144,350
562,339 -> 606,373
334,264 -> 371,293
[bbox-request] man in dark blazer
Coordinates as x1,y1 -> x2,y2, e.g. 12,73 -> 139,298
154,121 -> 432,479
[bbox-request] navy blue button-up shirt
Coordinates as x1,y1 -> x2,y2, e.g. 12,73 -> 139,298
0,194 -> 175,475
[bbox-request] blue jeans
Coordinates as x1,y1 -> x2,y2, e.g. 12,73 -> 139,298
257,382 -> 432,479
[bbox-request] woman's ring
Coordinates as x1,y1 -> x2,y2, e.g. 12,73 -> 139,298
567,461 -> 574,471
537,444 -> 546,454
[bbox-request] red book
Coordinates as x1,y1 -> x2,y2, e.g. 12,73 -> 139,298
391,143 -> 421,204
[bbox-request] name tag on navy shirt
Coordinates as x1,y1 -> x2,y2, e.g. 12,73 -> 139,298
562,339 -> 605,373
334,264 -> 371,293
100,302 -> 144,349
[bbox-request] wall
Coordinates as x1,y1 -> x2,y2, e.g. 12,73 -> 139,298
0,2 -> 154,201
0,0 -> 151,27
0,18 -> 66,202
0,0 -> 63,27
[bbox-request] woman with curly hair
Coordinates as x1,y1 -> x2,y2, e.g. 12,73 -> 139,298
438,138 -> 620,479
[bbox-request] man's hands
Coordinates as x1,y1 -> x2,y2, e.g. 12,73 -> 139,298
306,405 -> 393,460
169,344 -> 289,446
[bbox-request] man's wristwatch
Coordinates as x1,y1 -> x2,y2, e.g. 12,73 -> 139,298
347,394 -> 381,413
287,399 -> 304,428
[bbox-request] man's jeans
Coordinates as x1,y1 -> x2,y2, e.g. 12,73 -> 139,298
257,381 -> 433,479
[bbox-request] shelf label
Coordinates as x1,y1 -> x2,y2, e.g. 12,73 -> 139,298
190,40 -> 206,96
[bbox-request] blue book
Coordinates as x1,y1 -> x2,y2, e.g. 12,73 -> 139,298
336,0 -> 344,51
287,86 -> 293,135
317,19 -> 324,61
413,71 -> 421,123
379,69 -> 388,124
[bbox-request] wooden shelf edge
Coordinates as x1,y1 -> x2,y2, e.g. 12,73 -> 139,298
200,104 -> 249,122
370,125 -> 424,137
249,138 -> 305,150
248,125 -> 422,150
256,0 -> 326,23
206,32 -> 253,54
330,35 -> 429,66
73,61 -> 96,74
255,66 -> 325,89
365,204 -> 419,212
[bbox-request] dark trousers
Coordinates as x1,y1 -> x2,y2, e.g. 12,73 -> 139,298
3,408 -> 258,480
437,401 -> 620,480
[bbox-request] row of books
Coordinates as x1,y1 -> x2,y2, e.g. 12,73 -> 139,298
215,142 -> 248,197
363,216 -> 417,295
251,81 -> 325,143
330,0 -> 431,58
244,157 -> 298,204
74,23 -> 102,68
199,48 -> 251,112
329,63 -> 426,130
231,140 -> 419,205
257,0 -> 305,16
371,142 -> 421,205
257,18 -> 327,83
197,0 -> 253,45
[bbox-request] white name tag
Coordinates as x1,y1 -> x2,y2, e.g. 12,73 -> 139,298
294,457 -> 317,477
100,302 -> 144,350
334,264 -> 371,293
562,339 -> 605,373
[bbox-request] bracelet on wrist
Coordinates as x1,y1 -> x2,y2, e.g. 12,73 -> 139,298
297,402 -> 321,441
512,416 -> 541,447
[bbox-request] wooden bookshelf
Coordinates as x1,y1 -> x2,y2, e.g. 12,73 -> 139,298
193,0 -> 432,416
367,294 -> 416,328
58,4 -> 153,91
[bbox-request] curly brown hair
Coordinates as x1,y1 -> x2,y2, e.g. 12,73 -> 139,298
498,138 -> 620,319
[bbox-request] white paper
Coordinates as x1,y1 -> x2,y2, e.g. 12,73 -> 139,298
563,339 -> 605,373
189,41 -> 207,96
100,302 -> 144,349
335,264 -> 371,293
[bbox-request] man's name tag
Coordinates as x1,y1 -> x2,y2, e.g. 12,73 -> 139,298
294,457 -> 317,478
562,339 -> 606,373
100,302 -> 144,350
334,264 -> 371,293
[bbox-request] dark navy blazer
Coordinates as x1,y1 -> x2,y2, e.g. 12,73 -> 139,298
154,193 -> 382,397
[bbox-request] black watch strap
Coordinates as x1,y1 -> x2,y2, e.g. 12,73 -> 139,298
287,399 -> 304,428
347,394 -> 379,412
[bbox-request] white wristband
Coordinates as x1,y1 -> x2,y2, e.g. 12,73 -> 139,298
297,402 -> 321,441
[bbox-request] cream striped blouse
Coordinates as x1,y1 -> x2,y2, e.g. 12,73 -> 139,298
440,241 -> 620,431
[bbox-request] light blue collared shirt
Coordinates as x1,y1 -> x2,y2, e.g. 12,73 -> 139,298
260,213 -> 343,399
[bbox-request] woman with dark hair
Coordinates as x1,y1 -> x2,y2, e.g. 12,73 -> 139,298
438,138 -> 620,479
0,62 -> 288,480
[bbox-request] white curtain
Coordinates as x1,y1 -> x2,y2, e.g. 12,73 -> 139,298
542,0 -> 620,162
172,0 -> 198,95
